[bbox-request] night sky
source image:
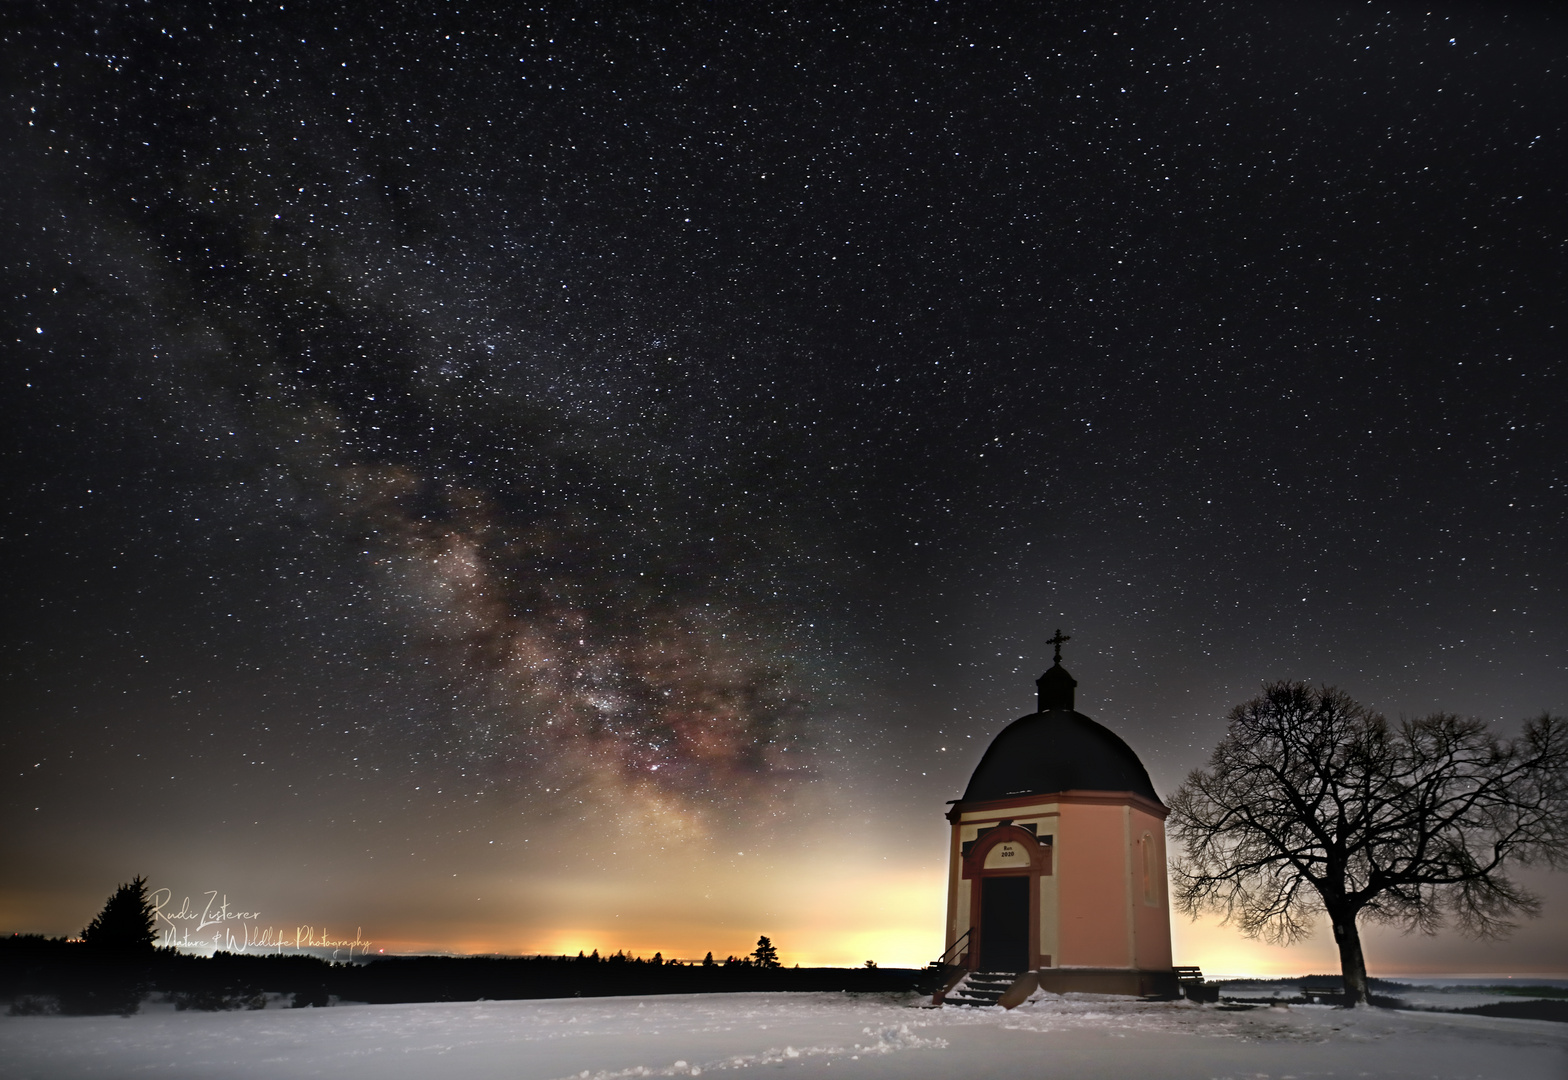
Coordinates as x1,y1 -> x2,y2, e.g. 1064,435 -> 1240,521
4,2 -> 1566,973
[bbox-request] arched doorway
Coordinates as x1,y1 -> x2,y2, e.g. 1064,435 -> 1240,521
961,823 -> 1052,973
978,876 -> 1029,971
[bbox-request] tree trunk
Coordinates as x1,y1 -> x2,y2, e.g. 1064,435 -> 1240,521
1328,908 -> 1369,1006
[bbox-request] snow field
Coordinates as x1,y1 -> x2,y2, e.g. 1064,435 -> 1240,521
2,990 -> 1564,1080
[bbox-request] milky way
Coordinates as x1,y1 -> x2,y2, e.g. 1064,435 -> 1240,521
3,3 -> 1566,966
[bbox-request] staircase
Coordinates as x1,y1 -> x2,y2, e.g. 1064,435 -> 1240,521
941,971 -> 1019,1007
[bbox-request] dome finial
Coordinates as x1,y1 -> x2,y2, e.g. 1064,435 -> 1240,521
1047,628 -> 1071,666
1036,629 -> 1077,711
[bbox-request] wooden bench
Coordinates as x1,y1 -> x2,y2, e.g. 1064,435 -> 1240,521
1175,966 -> 1218,1003
1300,978 -> 1344,1003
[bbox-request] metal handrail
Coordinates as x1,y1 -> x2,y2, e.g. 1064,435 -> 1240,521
929,927 -> 973,969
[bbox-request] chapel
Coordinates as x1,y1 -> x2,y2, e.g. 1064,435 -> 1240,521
938,632 -> 1176,999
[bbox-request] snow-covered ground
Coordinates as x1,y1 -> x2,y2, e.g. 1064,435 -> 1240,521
3,991 -> 1564,1080
1216,978 -> 1568,1012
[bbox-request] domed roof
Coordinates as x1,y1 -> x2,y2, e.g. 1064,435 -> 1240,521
960,658 -> 1160,804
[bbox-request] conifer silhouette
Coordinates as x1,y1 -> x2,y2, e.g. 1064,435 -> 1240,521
751,935 -> 780,968
81,876 -> 157,954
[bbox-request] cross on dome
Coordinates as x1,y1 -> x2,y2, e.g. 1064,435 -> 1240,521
1036,630 -> 1078,711
1047,628 -> 1071,665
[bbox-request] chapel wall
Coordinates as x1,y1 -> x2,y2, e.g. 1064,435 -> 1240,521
947,793 -> 1169,974
1131,807 -> 1174,970
946,823 -> 967,949
949,801 -> 1059,962
1036,846 -> 1060,966
1056,800 -> 1132,968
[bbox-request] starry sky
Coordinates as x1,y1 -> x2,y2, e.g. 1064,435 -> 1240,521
3,2 -> 1566,973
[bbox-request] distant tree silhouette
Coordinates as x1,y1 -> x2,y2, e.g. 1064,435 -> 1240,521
1170,682 -> 1568,1006
59,876 -> 158,1014
702,951 -> 715,967
81,876 -> 157,954
752,935 -> 780,968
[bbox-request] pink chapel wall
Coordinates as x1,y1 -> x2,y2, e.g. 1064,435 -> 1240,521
944,792 -> 1174,981
1131,804 -> 1174,971
1055,800 -> 1132,968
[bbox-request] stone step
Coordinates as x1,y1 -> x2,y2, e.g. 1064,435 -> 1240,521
944,971 -> 1023,1007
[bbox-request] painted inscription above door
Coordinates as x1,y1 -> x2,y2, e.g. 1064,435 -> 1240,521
984,841 -> 1029,870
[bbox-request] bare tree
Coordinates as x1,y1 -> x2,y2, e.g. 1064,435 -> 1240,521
1169,682 -> 1568,1005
